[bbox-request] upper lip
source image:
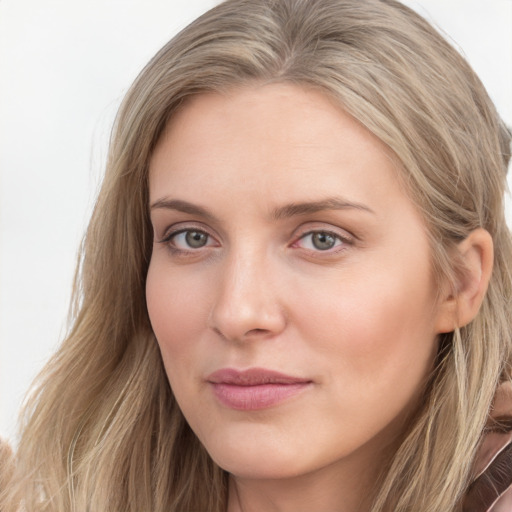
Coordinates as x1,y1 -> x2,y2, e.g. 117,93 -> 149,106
206,368 -> 311,386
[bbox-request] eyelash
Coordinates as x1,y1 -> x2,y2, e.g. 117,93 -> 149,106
292,230 -> 353,253
158,227 -> 353,256
159,227 -> 218,254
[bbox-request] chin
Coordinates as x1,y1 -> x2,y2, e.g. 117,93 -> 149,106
215,455 -> 310,481
199,431 -> 328,481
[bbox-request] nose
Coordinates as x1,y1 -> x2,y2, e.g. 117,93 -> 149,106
208,250 -> 287,342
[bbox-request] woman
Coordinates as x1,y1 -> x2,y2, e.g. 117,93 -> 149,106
5,0 -> 511,511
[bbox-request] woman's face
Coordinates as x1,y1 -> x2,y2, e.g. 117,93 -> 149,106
147,84 -> 445,482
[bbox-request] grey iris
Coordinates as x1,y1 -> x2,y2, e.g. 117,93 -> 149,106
186,231 -> 208,248
312,232 -> 336,250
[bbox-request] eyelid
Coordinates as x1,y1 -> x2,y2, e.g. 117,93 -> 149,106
291,225 -> 355,252
156,222 -> 355,254
157,223 -> 220,252
157,221 -> 214,241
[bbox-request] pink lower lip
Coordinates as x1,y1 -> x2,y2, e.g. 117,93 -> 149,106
210,382 -> 311,410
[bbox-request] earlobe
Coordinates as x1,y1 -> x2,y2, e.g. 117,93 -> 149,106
435,228 -> 494,333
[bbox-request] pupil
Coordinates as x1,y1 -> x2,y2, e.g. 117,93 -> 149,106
312,232 -> 335,250
186,231 -> 207,248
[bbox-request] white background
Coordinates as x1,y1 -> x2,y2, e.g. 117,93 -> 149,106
1,0 -> 511,442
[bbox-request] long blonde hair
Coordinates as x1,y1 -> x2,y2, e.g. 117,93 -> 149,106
8,0 -> 512,510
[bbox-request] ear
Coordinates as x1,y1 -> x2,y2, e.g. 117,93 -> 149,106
435,228 -> 494,333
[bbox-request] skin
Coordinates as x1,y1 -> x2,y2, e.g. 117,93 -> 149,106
146,83 -> 454,512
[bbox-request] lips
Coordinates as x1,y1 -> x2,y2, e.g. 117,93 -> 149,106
206,368 -> 312,410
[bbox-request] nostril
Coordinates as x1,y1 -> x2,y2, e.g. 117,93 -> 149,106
208,295 -> 288,342
212,326 -> 272,342
245,328 -> 269,336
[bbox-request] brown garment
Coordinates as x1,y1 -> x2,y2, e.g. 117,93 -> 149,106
463,382 -> 512,512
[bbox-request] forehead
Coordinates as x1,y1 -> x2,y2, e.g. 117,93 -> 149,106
148,83 -> 415,224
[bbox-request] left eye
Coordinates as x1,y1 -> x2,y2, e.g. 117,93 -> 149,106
171,230 -> 213,249
297,231 -> 343,251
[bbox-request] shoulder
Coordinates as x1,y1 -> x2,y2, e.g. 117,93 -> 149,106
463,382 -> 512,512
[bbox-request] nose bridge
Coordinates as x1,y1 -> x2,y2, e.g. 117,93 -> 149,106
209,242 -> 286,341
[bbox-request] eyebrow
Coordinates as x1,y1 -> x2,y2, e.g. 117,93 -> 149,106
150,198 -> 216,220
271,197 -> 375,220
149,196 -> 375,220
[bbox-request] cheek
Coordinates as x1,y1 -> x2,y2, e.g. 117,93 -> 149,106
146,262 -> 209,368
297,265 -> 439,402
